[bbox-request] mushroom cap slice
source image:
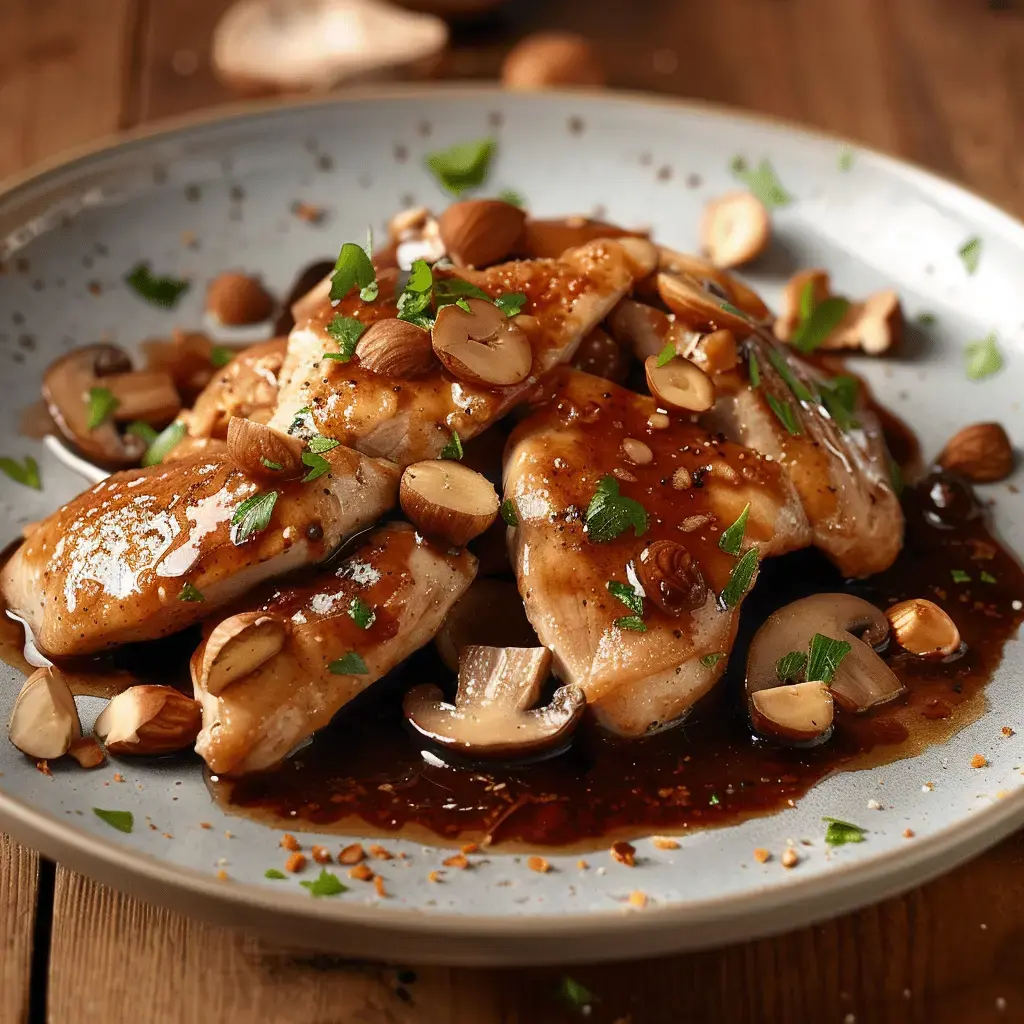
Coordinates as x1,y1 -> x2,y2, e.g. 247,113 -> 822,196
746,593 -> 904,716
403,645 -> 585,760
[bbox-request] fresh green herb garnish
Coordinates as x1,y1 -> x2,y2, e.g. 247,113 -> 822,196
719,300 -> 749,320
959,236 -> 982,275
917,312 -> 937,326
500,498 -> 519,527
348,597 -> 375,630
767,349 -> 815,402
718,503 -> 751,556
93,808 -> 133,833
720,548 -> 759,608
455,297 -> 472,312
806,633 -> 852,684
614,616 -> 647,632
776,650 -> 808,681
440,431 -> 463,460
766,394 -> 802,435
425,137 -> 496,196
230,490 -> 279,545
730,156 -> 792,208
748,351 -> 761,388
951,568 -> 972,583
838,147 -> 856,172
141,421 -> 187,466
125,263 -> 189,308
584,475 -> 648,543
0,456 -> 41,490
700,652 -> 726,669
325,315 -> 367,361
965,333 -> 1004,381
980,571 -> 998,584
607,579 -> 643,616
125,421 -> 158,446
798,280 -> 817,322
86,387 -> 119,430
494,291 -> 528,317
498,187 -> 526,207
300,868 -> 348,898
823,817 -> 867,846
264,869 -> 287,880
301,452 -> 331,482
818,374 -> 860,431
709,793 -> 721,806
307,434 -> 341,454
791,297 -> 850,354
329,651 -> 369,675
330,242 -> 376,302
396,259 -> 435,328
177,582 -> 204,602
434,276 -> 490,309
210,346 -> 234,368
889,459 -> 905,496
656,340 -> 676,367
558,976 -> 599,1012
261,458 -> 283,471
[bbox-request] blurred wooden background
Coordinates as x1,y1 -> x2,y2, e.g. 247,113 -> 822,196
3,1 -> 1024,1021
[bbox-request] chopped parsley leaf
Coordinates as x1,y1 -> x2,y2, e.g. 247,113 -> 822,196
440,431 -> 463,460
261,458 -> 283,471
838,147 -> 856,172
584,475 -> 648,543
301,452 -> 331,482
300,868 -> 348,898
700,652 -> 726,669
558,976 -> 599,1011
500,498 -> 519,527
93,808 -> 133,833
730,156 -> 792,208
264,869 -> 287,880
230,490 -> 279,545
720,548 -> 759,608
748,351 -> 761,388
965,333 -> 1004,381
823,817 -> 867,846
125,263 -> 189,308
959,236 -> 982,275
141,421 -> 187,466
607,579 -> 643,616
718,502 -> 750,556
494,291 -> 527,317
951,568 -> 972,583
86,387 -> 119,430
348,597 -> 375,630
708,793 -> 721,806
425,136 -> 497,196
455,297 -> 472,312
0,456 -> 41,491
330,242 -> 376,302
806,633 -> 852,684
776,651 -> 808,682
177,582 -> 204,602
917,312 -> 937,326
210,345 -> 234,368
325,315 -> 366,361
329,651 -> 369,675
980,571 -> 998,584
497,187 -> 526,207
791,296 -> 850,354
307,434 -> 341,454
656,340 -> 676,367
125,421 -> 158,446
766,394 -> 802,435
614,615 -> 647,632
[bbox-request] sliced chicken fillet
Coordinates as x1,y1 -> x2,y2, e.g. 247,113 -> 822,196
192,523 -> 477,774
504,368 -> 810,736
268,239 -> 651,466
1,447 -> 399,657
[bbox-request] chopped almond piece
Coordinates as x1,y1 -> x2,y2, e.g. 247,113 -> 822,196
527,856 -> 551,873
443,853 -> 470,870
339,843 -> 366,865
68,737 -> 105,769
311,845 -> 332,864
292,201 -> 326,224
780,848 -> 799,869
373,875 -> 388,898
280,833 -> 300,852
577,859 -> 590,870
113,773 -> 125,783
349,863 -> 374,882
628,890 -> 648,908
199,822 -> 212,830
217,869 -> 229,881
1002,726 -> 1015,737
368,844 -> 394,860
427,870 -> 442,883
903,828 -> 916,839
460,842 -> 479,854
36,760 -> 51,776
971,754 -> 988,769
610,841 -> 637,867
651,836 -> 680,851
284,852 -> 306,873
753,848 -> 771,864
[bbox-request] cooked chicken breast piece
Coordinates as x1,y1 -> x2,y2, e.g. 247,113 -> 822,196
1,447 -> 398,657
705,329 -> 904,578
268,239 -> 652,466
504,368 -> 810,736
192,523 -> 476,774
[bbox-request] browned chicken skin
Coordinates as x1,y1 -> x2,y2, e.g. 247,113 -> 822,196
504,368 -> 810,735
1,448 -> 399,657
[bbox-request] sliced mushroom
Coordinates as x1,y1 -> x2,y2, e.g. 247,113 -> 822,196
95,685 -> 202,756
644,354 -> 715,413
400,460 -> 500,546
226,416 -> 306,480
700,191 -> 771,268
194,612 -> 291,696
431,298 -> 532,386
747,594 -> 904,717
750,681 -> 834,744
404,645 -> 586,760
42,344 -> 149,467
8,666 -> 81,759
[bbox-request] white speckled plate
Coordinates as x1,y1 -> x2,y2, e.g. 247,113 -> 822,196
1,87 -> 1022,966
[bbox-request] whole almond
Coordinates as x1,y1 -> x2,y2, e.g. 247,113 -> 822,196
938,422 -> 1015,483
501,32 -> 606,89
95,685 -> 202,756
206,272 -> 275,325
355,319 -> 437,378
226,416 -> 306,479
438,199 -> 526,268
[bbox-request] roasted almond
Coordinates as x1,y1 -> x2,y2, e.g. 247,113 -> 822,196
68,736 -> 106,769
102,370 -> 182,426
438,199 -> 526,268
938,422 -> 1015,483
572,326 -> 631,383
635,540 -> 708,615
691,329 -> 739,375
700,191 -> 771,268
656,271 -> 754,337
750,681 -> 834,743
644,354 -> 715,413
501,31 -> 606,89
95,685 -> 202,756
432,299 -> 532,386
886,598 -> 961,658
8,667 -> 81,760
355,318 -> 437,378
656,247 -> 770,321
195,612 -> 291,695
831,290 -> 902,354
400,460 -> 500,546
226,416 -> 306,479
206,272 -> 275,325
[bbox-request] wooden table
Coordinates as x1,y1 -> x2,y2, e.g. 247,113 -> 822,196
3,1 -> 1024,1020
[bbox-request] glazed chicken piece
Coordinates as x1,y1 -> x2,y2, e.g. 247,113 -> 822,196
192,523 -> 476,774
706,329 -> 904,578
504,368 -> 811,736
268,238 -> 653,465
1,447 -> 398,657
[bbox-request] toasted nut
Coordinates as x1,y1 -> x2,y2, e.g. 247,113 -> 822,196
701,192 -> 771,268
636,540 -> 708,616
750,681 -> 834,743
622,438 -> 653,465
938,422 -> 1015,483
438,199 -> 526,268
572,326 -> 631,383
691,329 -> 739,376
501,31 -> 605,89
655,247 -> 770,321
389,208 -> 445,269
354,318 -> 437,378
102,371 -> 182,426
8,667 -> 81,760
339,843 -> 366,864
832,290 -> 902,354
606,298 -> 700,362
206,272 -> 275,325
615,237 -> 659,279
95,685 -> 202,755
886,598 -> 961,658
388,206 -> 432,243
432,298 -> 532,386
781,847 -> 800,869
226,416 -> 305,479
610,841 -> 637,866
775,269 -> 831,342
656,272 -> 753,336
527,855 -> 551,873
519,217 -> 640,259
644,354 -> 715,412
400,461 -> 500,546
196,612 -> 290,695
68,736 -> 106,769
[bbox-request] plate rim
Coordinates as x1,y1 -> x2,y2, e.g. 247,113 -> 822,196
2,83 -> 1024,960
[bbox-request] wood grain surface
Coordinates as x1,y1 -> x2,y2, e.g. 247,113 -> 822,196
3,1 -> 1024,1021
